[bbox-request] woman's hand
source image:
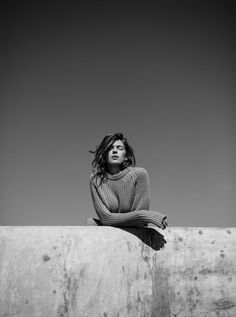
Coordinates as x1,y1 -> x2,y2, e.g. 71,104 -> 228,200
162,218 -> 168,229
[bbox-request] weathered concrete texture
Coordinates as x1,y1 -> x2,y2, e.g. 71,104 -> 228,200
0,227 -> 235,317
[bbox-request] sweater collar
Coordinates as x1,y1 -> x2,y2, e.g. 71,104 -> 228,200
107,167 -> 131,180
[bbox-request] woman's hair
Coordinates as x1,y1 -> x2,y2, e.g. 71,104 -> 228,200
90,132 -> 136,183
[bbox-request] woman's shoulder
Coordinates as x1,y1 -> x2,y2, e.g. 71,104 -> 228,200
89,173 -> 96,183
89,172 -> 104,187
128,166 -> 149,179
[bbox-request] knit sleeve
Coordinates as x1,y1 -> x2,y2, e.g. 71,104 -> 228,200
131,168 -> 167,226
90,176 -> 166,228
131,168 -> 151,211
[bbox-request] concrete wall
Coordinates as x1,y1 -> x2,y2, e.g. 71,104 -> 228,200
0,226 -> 235,317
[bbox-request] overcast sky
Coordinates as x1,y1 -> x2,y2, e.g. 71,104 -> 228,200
1,1 -> 235,226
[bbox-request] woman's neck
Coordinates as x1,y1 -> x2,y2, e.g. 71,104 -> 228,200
107,165 -> 122,175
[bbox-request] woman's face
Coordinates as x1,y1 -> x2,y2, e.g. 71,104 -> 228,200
107,140 -> 127,166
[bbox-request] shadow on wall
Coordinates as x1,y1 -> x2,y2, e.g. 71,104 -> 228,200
86,218 -> 167,250
119,227 -> 167,251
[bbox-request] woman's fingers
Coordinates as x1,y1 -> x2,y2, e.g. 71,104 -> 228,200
162,219 -> 168,229
161,223 -> 166,230
157,218 -> 168,230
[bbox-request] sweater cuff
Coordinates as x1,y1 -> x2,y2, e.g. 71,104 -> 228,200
150,210 -> 167,228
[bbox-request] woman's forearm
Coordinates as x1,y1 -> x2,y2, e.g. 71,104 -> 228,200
97,209 -> 166,229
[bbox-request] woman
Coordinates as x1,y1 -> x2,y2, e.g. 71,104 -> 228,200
85,133 -> 168,229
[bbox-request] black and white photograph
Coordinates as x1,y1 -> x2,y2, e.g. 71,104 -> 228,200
1,1 -> 235,316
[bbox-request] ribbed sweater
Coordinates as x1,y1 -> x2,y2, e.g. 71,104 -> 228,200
89,166 -> 166,228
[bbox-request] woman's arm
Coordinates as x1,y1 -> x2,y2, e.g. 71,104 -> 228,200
90,179 -> 166,228
131,167 -> 150,211
131,168 -> 168,228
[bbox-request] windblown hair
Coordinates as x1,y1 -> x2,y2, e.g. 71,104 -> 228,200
90,133 -> 136,184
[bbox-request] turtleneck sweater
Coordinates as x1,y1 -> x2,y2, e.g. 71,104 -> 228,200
87,166 -> 166,228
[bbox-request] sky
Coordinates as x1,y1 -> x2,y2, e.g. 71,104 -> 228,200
1,1 -> 235,226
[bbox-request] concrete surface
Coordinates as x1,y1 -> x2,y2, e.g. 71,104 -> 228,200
0,226 -> 235,317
